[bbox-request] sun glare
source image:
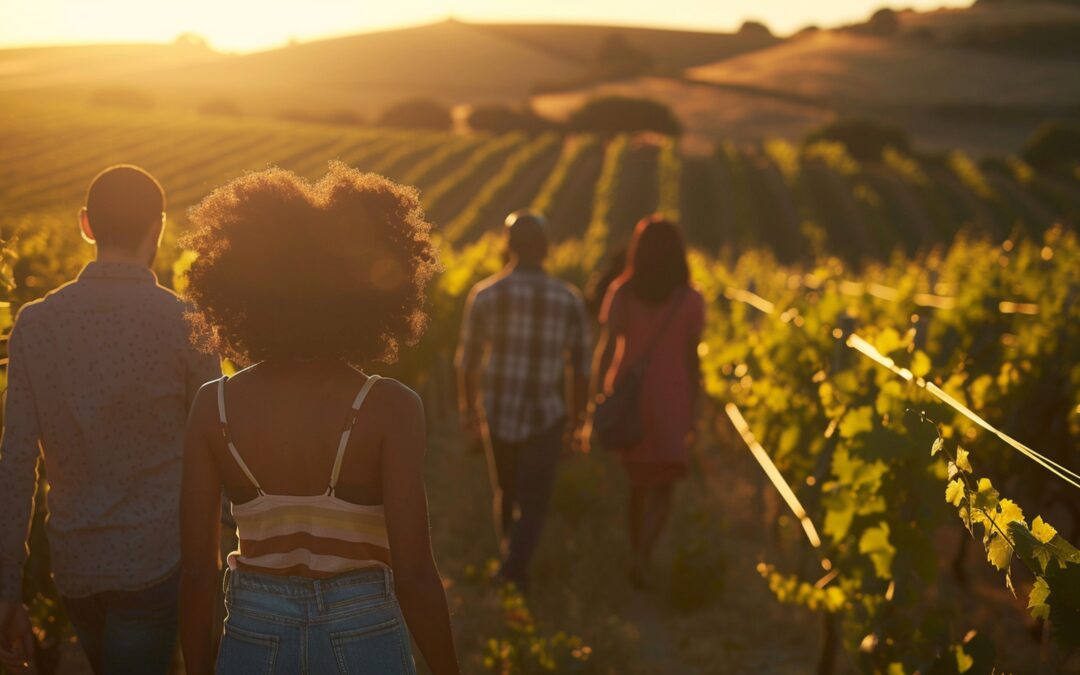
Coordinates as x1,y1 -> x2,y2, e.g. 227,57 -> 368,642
1,0 -> 975,51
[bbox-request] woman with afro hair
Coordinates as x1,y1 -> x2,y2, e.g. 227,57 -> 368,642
177,163 -> 458,674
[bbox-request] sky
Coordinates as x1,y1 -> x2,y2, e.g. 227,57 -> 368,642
1,0 -> 975,52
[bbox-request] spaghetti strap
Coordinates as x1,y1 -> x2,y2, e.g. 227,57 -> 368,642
217,376 -> 265,495
328,375 -> 382,495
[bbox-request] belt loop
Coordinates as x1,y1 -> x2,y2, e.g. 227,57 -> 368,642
314,578 -> 326,613
384,567 -> 392,599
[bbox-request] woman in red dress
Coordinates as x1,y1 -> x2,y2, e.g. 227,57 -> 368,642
588,215 -> 705,587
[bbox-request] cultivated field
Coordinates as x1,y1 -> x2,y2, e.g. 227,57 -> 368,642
2,93 -> 1079,673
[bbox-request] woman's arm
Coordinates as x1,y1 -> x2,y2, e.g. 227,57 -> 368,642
381,382 -> 460,675
179,385 -> 223,675
588,285 -> 622,416
589,325 -> 616,411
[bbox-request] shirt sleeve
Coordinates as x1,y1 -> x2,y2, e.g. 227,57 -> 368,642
455,288 -> 486,372
0,315 -> 43,601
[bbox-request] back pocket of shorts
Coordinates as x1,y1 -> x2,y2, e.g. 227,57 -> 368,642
216,623 -> 279,674
330,619 -> 413,675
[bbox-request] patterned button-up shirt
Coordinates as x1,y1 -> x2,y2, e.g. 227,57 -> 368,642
457,266 -> 591,443
0,261 -> 220,600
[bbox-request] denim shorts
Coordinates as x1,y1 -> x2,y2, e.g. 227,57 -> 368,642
217,566 -> 416,674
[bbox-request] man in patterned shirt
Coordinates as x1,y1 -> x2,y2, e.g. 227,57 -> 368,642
457,210 -> 590,588
0,166 -> 220,673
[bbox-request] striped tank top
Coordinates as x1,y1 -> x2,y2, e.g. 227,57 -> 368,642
217,374 -> 391,577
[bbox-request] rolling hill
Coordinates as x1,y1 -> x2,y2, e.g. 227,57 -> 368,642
535,1 -> 1080,156
473,21 -> 779,72
2,3 -> 1078,155
0,19 -> 777,116
0,40 -> 220,91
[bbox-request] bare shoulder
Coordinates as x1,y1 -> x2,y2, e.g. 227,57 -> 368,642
369,377 -> 426,462
188,379 -> 224,431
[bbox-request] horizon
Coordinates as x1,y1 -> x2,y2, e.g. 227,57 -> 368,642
1,0 -> 975,53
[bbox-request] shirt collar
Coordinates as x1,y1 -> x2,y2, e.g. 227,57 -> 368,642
78,261 -> 157,284
510,263 -> 546,276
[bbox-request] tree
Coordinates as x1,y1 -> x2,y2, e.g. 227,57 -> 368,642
1023,121 -> 1080,171
174,32 -> 211,50
804,117 -> 911,162
376,99 -> 453,131
864,8 -> 901,36
567,96 -> 681,136
739,21 -> 774,39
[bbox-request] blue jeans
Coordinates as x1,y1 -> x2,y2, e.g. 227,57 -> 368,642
63,570 -> 179,675
490,418 -> 564,586
217,566 -> 416,674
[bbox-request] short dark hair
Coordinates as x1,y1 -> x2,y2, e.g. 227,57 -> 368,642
505,210 -> 548,264
181,162 -> 440,365
85,165 -> 165,248
621,214 -> 689,304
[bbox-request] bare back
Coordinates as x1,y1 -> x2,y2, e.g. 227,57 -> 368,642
206,362 -> 390,507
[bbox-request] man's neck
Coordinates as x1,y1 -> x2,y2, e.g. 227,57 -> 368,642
510,260 -> 545,274
95,247 -> 153,268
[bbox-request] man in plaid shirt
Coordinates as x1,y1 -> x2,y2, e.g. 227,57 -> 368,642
457,210 -> 590,588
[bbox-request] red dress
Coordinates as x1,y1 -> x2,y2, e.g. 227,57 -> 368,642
600,282 -> 705,486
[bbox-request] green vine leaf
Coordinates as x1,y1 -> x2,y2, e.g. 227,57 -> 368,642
997,499 -> 1024,527
972,478 -> 999,511
1028,576 -> 1050,621
911,350 -> 931,378
930,437 -> 944,457
953,645 -> 974,673
945,479 -> 965,507
1032,516 -> 1057,545
986,534 -> 1012,571
859,522 -> 896,580
839,405 -> 874,438
954,447 -> 972,473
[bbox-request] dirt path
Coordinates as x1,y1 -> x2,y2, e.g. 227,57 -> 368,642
419,399 -> 825,674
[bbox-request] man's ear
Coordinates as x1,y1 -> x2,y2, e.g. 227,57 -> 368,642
78,207 -> 96,245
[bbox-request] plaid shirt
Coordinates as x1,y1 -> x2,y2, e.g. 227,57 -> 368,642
457,266 -> 591,443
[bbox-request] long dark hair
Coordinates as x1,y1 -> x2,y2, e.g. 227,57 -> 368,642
620,214 -> 689,305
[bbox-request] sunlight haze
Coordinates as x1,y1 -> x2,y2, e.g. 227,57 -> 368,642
1,0 -> 975,51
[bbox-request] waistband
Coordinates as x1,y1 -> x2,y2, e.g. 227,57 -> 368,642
225,565 -> 393,599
